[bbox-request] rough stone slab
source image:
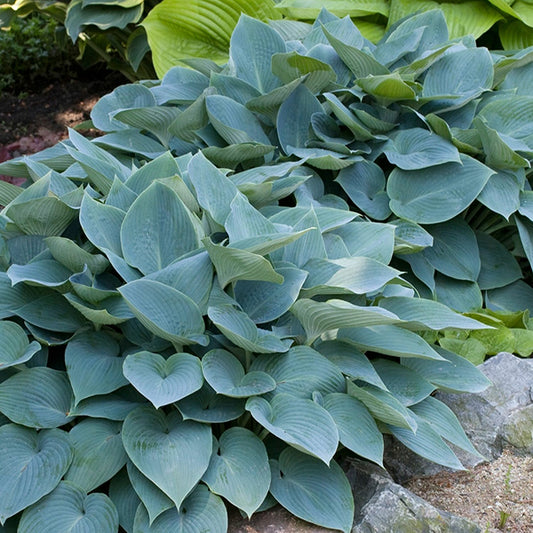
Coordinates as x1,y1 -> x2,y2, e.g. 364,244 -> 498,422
384,352 -> 533,483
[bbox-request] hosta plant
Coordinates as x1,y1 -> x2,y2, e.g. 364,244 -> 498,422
2,9 -> 530,532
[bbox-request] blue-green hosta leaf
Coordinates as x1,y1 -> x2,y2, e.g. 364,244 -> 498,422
0,425 -> 73,524
203,239 -> 283,288
0,368 -> 73,428
270,447 -> 354,533
322,92 -> 374,141
123,351 -> 203,408
278,84 -> 323,155
0,321 -> 41,370
65,419 -> 126,493
332,221 -> 395,263
127,462 -> 173,526
121,181 -> 201,275
68,390 -> 145,422
515,214 -> 533,273
410,396 -> 481,457
316,340 -> 386,389
202,143 -> 275,169
476,231 -> 522,290
246,394 -> 339,464
387,417 -> 464,470
477,95 -> 533,151
208,304 -> 291,354
7,260 -> 72,289
422,47 -> 493,111
152,66 -> 210,104
520,190 -> 533,222
246,77 -> 305,118
347,381 -> 417,431
90,84 -> 156,132
146,251 -> 213,314
18,481 -> 119,533
338,325 -> 444,360
388,154 -> 495,224
205,95 -> 271,146
434,274 -> 483,313
230,13 -> 285,93
119,279 -> 207,346
202,427 -> 270,517
302,257 -> 402,297
45,236 -> 109,275
122,406 -> 212,509
109,469 -> 140,533
271,52 -> 337,94
0,273 -> 46,319
105,177 -> 138,212
384,128 -> 461,170
177,384 -> 245,423
68,270 -> 120,305
474,117 -> 530,170
202,349 -> 276,398
64,293 -> 134,326
291,298 -> 401,344
372,359 -> 436,406
498,58 -> 533,95
323,393 -> 384,466
225,193 -> 277,242
251,345 -> 345,400
80,193 -> 125,257
378,296 -> 489,331
124,152 -> 180,195
390,219 -> 433,254
65,330 -> 128,406
401,346 -> 491,393
233,265 -> 307,324
94,132 -> 166,160
335,159 -> 391,220
132,485 -> 227,533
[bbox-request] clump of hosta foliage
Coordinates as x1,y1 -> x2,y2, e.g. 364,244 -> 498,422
2,8 -> 532,532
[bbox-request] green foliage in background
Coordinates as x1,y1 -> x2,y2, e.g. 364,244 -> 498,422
1,0 -> 532,81
0,10 -> 507,532
0,12 -> 78,94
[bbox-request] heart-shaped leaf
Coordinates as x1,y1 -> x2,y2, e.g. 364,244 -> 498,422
202,427 -> 270,517
109,468 -> 140,533
18,481 -> 119,533
0,321 -> 41,370
65,330 -> 128,406
132,484 -> 227,533
0,425 -> 73,524
202,349 -> 276,398
0,368 -> 74,428
65,419 -> 127,493
246,393 -> 338,464
122,406 -> 212,509
270,447 -> 354,533
123,351 -> 204,408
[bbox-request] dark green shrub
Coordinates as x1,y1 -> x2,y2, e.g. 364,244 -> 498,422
0,13 -> 78,94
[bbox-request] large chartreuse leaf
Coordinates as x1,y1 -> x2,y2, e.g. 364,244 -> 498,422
123,351 -> 203,408
143,1 -> 281,77
132,485 -> 227,533
18,482 -> 119,533
246,393 -> 339,464
0,321 -> 41,370
388,154 -> 495,224
202,427 -> 270,517
119,279 -> 207,346
0,368 -> 74,429
0,425 -> 73,524
270,447 -> 354,533
122,406 -> 212,509
65,419 -> 126,493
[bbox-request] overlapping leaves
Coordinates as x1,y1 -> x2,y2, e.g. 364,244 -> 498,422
0,9 -> 520,533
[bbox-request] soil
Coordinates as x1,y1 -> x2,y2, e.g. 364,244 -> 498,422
2,79 -> 533,533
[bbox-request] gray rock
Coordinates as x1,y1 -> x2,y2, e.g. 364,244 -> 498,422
384,352 -> 533,483
344,458 -> 481,533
